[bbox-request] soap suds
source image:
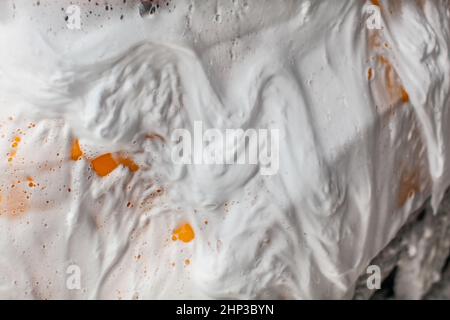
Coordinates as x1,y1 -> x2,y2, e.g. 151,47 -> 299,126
0,0 -> 449,299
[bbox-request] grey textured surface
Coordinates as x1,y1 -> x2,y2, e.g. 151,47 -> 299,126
353,190 -> 450,300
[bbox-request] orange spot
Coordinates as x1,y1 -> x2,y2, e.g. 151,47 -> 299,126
91,153 -> 139,177
27,177 -> 36,188
401,88 -> 409,103
184,259 -> 191,265
367,68 -> 374,81
8,136 -> 21,163
71,139 -> 83,161
1,184 -> 29,218
8,150 -> 17,162
91,153 -> 119,177
371,0 -> 380,6
118,157 -> 139,173
172,223 -> 195,243
378,56 -> 410,106
378,55 -> 388,65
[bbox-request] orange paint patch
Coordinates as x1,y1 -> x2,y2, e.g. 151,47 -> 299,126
118,156 -> 140,173
401,88 -> 409,103
8,151 -> 16,163
8,136 -> 21,163
369,0 -> 384,14
172,223 -> 195,243
71,139 -> 83,161
91,153 -> 140,177
184,259 -> 191,266
367,68 -> 374,81
0,185 -> 29,218
27,177 -> 36,188
91,153 -> 119,177
376,56 -> 410,107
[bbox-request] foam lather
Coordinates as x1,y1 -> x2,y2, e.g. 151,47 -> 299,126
0,0 -> 449,299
